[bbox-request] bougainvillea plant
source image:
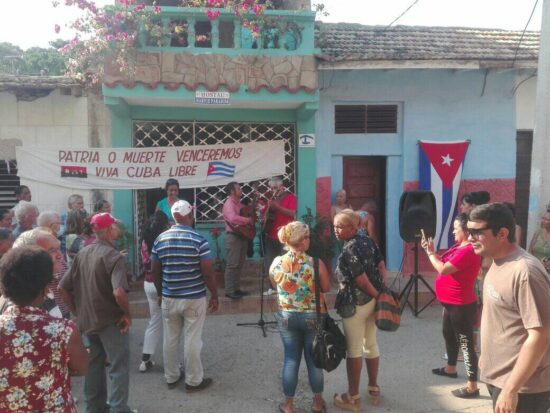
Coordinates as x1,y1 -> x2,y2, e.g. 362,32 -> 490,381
53,0 -> 271,83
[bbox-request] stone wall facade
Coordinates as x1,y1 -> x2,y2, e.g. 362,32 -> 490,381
104,52 -> 318,93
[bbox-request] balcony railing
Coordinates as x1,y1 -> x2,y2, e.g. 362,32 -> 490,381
138,7 -> 316,55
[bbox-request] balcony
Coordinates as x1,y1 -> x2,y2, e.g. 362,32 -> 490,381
136,7 -> 316,55
103,6 -> 319,107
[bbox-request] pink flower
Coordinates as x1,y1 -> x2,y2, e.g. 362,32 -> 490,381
206,9 -> 220,20
154,5 -> 161,13
253,4 -> 263,15
134,2 -> 145,12
209,227 -> 222,237
54,24 -> 61,34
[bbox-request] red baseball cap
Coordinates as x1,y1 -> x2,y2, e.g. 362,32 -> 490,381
90,213 -> 117,230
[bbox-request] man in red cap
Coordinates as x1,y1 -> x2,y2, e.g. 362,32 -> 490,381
60,212 -> 135,413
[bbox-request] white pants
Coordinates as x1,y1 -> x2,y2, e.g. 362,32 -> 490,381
161,296 -> 206,386
142,281 -> 162,357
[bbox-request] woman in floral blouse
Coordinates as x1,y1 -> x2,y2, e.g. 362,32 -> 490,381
0,246 -> 88,413
333,209 -> 387,412
269,221 -> 331,413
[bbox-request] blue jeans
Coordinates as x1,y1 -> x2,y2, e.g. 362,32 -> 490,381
276,311 -> 324,397
84,323 -> 131,413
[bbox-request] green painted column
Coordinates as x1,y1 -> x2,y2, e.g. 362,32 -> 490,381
104,97 -> 135,266
104,97 -> 133,227
296,102 -> 319,220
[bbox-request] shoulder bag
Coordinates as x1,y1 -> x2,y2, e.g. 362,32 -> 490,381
311,257 -> 347,372
374,286 -> 401,332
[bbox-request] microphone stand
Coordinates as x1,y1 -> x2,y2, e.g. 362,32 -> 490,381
236,210 -> 277,337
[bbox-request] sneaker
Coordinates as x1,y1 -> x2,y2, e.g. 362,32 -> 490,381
185,377 -> 213,393
139,360 -> 154,372
263,288 -> 276,296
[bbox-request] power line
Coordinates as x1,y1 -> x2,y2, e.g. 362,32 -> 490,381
388,0 -> 421,27
512,0 -> 539,67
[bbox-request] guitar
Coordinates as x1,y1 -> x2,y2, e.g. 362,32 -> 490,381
226,183 -> 258,240
261,188 -> 288,234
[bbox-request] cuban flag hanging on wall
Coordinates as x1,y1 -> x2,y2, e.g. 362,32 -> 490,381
419,140 -> 470,250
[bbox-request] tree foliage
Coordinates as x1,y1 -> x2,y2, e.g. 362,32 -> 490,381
0,41 -> 69,76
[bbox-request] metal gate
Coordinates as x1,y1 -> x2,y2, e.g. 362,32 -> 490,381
132,121 -> 296,269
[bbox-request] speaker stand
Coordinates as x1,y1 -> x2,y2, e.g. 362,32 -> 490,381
399,239 -> 437,317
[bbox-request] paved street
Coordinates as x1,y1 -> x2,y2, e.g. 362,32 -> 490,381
72,305 -> 493,413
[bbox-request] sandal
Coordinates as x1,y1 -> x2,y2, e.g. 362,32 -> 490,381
432,367 -> 458,378
451,387 -> 480,399
279,403 -> 293,413
368,385 -> 381,406
333,392 -> 361,412
311,400 -> 326,413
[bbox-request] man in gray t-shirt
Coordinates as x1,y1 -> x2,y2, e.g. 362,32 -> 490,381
60,213 -> 134,413
468,203 -> 550,413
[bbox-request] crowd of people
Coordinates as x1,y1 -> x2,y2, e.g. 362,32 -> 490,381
0,181 -> 549,413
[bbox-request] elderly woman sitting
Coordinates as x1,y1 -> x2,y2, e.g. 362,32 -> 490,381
0,246 -> 88,412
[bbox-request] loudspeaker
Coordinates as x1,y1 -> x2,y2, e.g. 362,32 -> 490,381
399,191 -> 437,242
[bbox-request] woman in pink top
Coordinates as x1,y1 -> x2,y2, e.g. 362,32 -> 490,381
421,213 -> 481,399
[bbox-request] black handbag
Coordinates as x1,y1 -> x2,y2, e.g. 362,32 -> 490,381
311,258 -> 346,372
334,282 -> 356,319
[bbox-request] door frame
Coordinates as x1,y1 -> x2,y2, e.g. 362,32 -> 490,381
342,155 -> 387,257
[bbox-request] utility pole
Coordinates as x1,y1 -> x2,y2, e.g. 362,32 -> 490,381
528,0 -> 550,243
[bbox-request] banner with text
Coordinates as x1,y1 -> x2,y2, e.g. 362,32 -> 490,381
16,141 -> 286,190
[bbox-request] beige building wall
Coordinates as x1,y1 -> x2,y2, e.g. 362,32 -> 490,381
0,88 -> 112,214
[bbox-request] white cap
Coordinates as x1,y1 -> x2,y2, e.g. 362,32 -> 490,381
171,200 -> 193,219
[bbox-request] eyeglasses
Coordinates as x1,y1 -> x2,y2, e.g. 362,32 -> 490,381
467,226 -> 491,237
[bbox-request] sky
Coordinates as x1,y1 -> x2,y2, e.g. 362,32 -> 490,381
0,0 -> 543,50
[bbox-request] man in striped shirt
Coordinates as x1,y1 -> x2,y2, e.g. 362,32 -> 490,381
151,200 -> 219,392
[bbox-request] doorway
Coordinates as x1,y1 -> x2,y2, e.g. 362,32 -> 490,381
343,156 -> 387,256
515,130 -> 533,248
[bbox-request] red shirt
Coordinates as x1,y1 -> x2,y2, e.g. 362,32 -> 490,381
268,192 -> 297,240
434,242 -> 481,305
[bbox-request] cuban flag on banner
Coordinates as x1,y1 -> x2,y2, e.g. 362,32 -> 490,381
419,140 -> 470,250
207,161 -> 236,178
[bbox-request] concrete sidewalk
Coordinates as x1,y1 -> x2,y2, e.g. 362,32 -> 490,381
72,305 -> 493,413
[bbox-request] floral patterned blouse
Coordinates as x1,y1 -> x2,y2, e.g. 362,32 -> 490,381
270,251 -> 325,313
0,306 -> 77,413
335,233 -> 384,305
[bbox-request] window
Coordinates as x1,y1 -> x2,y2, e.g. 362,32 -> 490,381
335,104 -> 398,134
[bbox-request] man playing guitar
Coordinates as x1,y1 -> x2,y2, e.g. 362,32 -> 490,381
262,176 -> 297,278
222,181 -> 253,299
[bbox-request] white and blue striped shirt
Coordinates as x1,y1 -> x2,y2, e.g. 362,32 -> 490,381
151,224 -> 211,299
